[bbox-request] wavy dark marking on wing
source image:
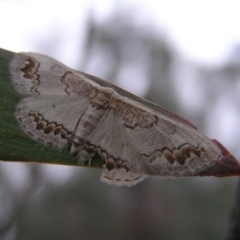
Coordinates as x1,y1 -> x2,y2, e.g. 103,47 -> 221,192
110,97 -> 159,129
61,71 -> 159,130
19,111 -> 72,141
82,142 -> 132,171
82,71 -> 197,129
103,174 -> 143,183
81,143 -> 148,185
142,143 -> 206,165
61,71 -> 99,98
20,57 -> 40,94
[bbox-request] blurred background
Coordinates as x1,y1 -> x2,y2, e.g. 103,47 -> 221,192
1,0 -> 240,239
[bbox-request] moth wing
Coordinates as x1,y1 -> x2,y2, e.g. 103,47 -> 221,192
80,94 -> 237,186
124,114 -> 221,177
10,52 -> 101,96
17,95 -> 89,149
78,109 -> 147,186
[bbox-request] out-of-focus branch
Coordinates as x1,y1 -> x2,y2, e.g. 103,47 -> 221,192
227,177 -> 240,240
0,166 -> 42,239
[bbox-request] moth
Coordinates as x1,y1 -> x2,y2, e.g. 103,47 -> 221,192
9,52 -> 240,186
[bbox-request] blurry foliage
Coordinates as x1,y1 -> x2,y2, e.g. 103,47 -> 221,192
1,8 -> 240,240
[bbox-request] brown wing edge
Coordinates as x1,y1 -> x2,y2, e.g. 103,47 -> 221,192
81,72 -> 197,129
198,139 -> 240,177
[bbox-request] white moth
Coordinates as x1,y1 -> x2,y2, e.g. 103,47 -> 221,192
9,52 -> 240,186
